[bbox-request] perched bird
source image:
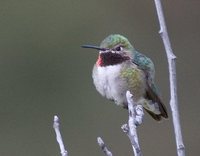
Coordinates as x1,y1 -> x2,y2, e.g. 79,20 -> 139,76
82,34 -> 168,121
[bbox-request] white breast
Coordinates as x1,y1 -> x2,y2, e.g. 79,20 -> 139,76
92,64 -> 127,106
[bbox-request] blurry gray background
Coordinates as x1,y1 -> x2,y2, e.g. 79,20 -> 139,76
0,0 -> 199,155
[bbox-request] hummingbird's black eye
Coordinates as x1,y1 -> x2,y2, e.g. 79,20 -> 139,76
115,46 -> 123,51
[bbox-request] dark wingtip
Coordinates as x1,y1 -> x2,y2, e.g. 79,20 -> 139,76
159,101 -> 168,119
144,108 -> 162,121
161,111 -> 168,119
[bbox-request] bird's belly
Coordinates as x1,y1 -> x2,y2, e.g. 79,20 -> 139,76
92,64 -> 128,106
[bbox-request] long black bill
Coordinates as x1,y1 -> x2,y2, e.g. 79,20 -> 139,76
81,45 -> 107,51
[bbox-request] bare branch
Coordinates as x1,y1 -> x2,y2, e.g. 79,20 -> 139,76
53,115 -> 68,156
122,91 -> 143,156
97,137 -> 113,156
154,1 -> 185,156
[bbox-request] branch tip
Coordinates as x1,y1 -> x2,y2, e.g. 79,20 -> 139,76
121,124 -> 129,133
97,137 -> 104,146
159,28 -> 163,34
97,137 -> 113,156
54,115 -> 59,121
170,53 -> 177,59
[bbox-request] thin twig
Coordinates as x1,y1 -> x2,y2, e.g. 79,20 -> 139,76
122,91 -> 144,156
53,115 -> 68,156
97,137 -> 113,156
154,1 -> 185,156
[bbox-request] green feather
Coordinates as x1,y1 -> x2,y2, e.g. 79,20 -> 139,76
100,34 -> 134,51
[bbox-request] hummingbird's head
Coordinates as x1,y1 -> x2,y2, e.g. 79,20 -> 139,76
82,34 -> 135,66
100,34 -> 134,52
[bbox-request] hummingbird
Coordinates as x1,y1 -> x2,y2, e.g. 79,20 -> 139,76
82,34 -> 168,121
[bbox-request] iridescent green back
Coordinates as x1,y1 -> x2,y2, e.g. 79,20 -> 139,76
133,51 -> 161,95
133,50 -> 155,79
